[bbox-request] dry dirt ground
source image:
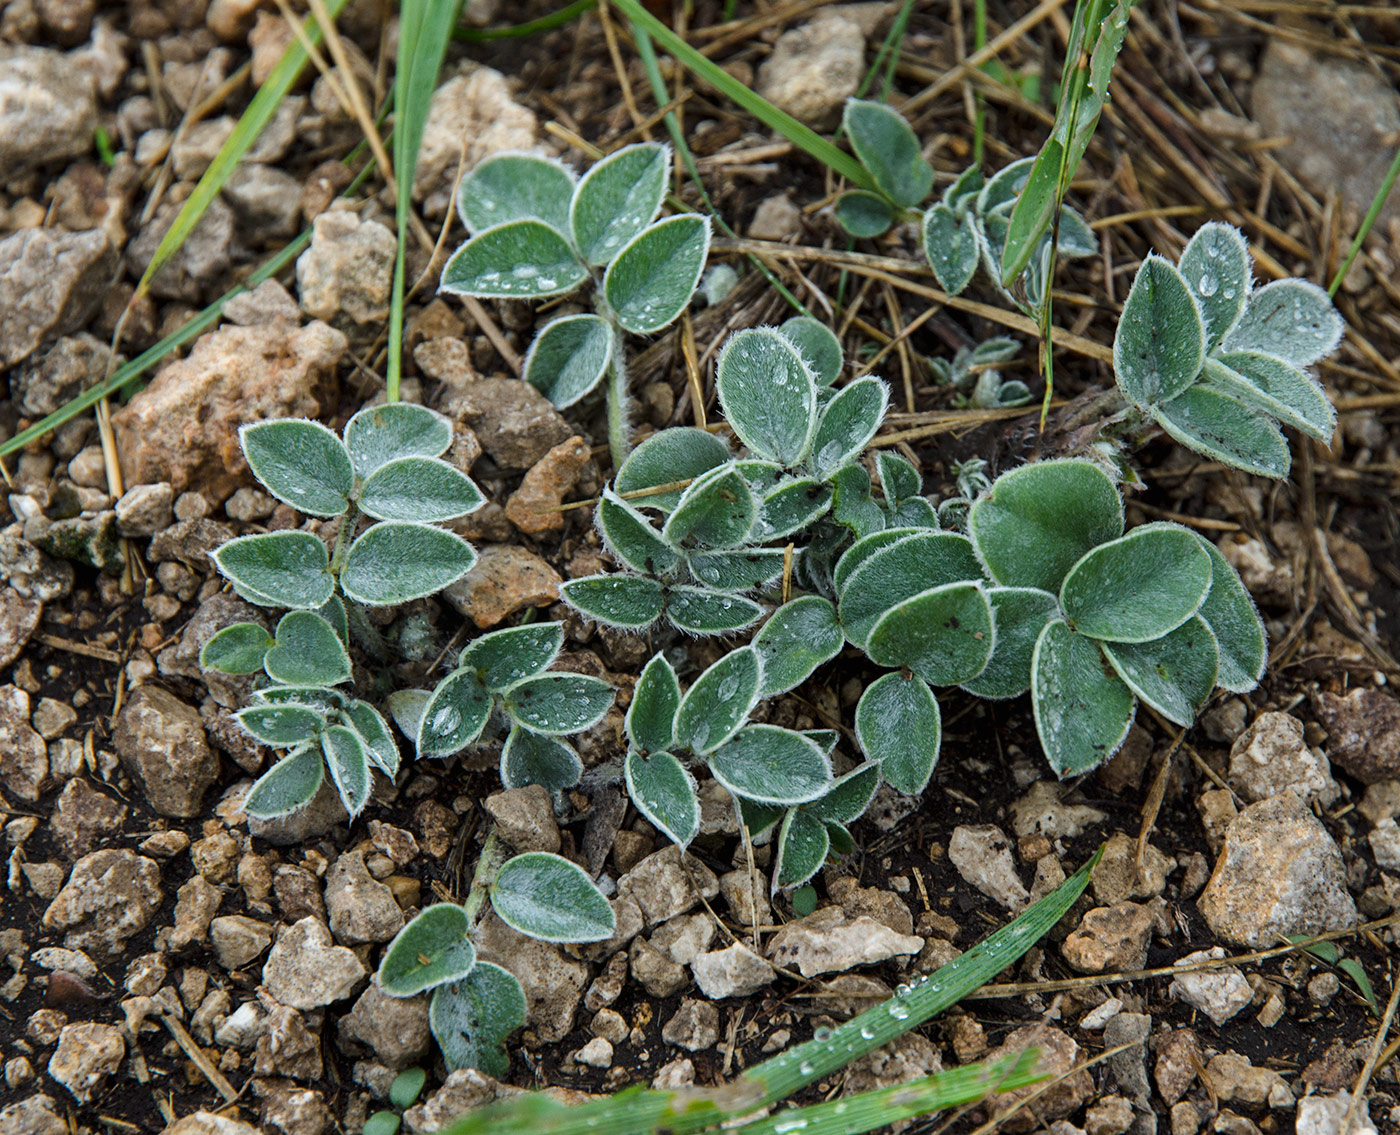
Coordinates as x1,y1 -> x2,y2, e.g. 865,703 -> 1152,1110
1,2 -> 1399,1135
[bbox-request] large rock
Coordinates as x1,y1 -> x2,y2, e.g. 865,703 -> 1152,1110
113,686 -> 219,818
0,684 -> 47,802
755,14 -> 865,129
0,228 -> 117,368
296,207 -> 396,331
1198,792 -> 1356,947
1316,688 -> 1400,784
46,1022 -> 124,1103
1252,41 -> 1400,232
413,66 -> 538,218
112,320 -> 344,502
42,849 -> 163,957
261,917 -> 366,1009
338,980 -> 431,1070
0,46 -> 98,176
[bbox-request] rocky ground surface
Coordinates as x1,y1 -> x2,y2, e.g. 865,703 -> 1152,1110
1,2 -> 1399,1135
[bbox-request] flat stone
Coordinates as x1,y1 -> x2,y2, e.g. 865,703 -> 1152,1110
337,980 -> 430,1070
126,196 -> 238,302
1296,1091 -> 1379,1135
1198,791 -> 1356,947
261,917 -> 366,1009
1091,833 -> 1176,904
0,588 -> 41,672
112,320 -> 343,503
767,907 -> 923,977
46,1022 -> 124,1103
162,1114 -> 262,1135
0,46 -> 98,177
1168,948 -> 1253,1025
1205,1052 -> 1291,1108
443,545 -> 562,629
755,14 -> 865,129
209,915 -> 273,971
42,849 -> 162,958
661,998 -> 718,1051
0,685 -> 47,802
1062,902 -> 1156,973
0,228 -> 116,368
0,1095 -> 68,1135
691,943 -> 775,999
113,686 -> 219,818
13,333 -> 113,418
618,846 -> 720,929
949,824 -> 1029,909
1154,1028 -> 1203,1105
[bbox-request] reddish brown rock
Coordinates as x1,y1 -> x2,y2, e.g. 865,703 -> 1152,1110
1316,687 -> 1400,784
505,436 -> 592,535
112,321 -> 343,503
444,545 -> 562,629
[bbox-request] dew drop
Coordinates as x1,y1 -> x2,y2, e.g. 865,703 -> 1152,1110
798,1060 -> 815,1076
1197,274 -> 1218,298
859,1026 -> 875,1040
813,1026 -> 833,1042
888,1004 -> 911,1020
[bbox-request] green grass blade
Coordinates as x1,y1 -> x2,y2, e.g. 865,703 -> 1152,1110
999,0 -> 1131,286
1,156 -> 377,462
609,0 -> 877,193
387,0 -> 462,403
733,1051 -> 1044,1135
136,0 -> 351,300
454,0 -> 596,41
439,847 -> 1100,1135
1328,143 -> 1400,297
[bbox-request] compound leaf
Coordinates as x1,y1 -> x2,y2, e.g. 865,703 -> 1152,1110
200,622 -> 273,674
559,573 -> 665,629
752,595 -> 844,697
967,459 -> 1123,593
240,419 -> 353,518
570,141 -> 668,266
460,623 -> 564,690
627,653 -> 680,754
960,587 -> 1060,700
430,963 -> 526,1077
417,670 -> 493,758
778,316 -> 843,387
214,531 -> 334,610
1060,523 -> 1212,643
854,672 -> 941,795
1114,254 -> 1206,408
265,610 -> 352,687
441,220 -> 587,299
707,725 -> 831,805
1192,535 -> 1266,693
1221,278 -> 1343,366
244,745 -> 324,820
674,646 -> 761,754
523,314 -> 613,409
1102,614 -> 1219,727
605,214 -> 711,335
865,581 -> 996,686
1151,383 -> 1291,479
1178,222 -> 1250,350
457,151 -> 575,235
491,852 -> 616,943
614,427 -> 731,513
844,98 -> 933,209
716,327 -> 818,467
343,403 -> 453,480
341,522 -> 478,606
500,726 -> 583,792
379,904 -> 476,997
665,586 -> 765,636
625,749 -> 699,848
501,673 -> 614,736
1031,619 -> 1136,777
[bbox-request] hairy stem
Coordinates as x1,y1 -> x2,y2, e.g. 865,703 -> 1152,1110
463,829 -> 506,924
605,324 -> 632,469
